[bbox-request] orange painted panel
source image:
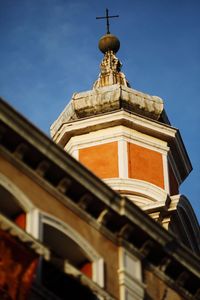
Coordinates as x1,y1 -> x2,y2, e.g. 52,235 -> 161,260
128,143 -> 164,188
15,213 -> 26,229
79,142 -> 118,179
80,262 -> 92,279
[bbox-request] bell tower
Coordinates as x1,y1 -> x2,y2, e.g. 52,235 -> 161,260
50,11 -> 200,254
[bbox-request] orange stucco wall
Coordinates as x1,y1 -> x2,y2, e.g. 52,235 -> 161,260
15,213 -> 26,229
79,142 -> 119,179
128,143 -> 164,189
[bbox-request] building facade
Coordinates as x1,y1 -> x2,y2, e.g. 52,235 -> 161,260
0,28 -> 200,300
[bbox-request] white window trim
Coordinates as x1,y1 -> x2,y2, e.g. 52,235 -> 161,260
118,247 -> 145,300
27,209 -> 104,287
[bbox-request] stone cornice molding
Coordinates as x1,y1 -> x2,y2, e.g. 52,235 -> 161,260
51,84 -> 164,137
52,109 -> 192,183
65,125 -> 169,155
104,178 -> 168,204
51,110 -> 175,145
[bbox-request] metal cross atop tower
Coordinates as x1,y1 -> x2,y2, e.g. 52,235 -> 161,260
96,8 -> 119,34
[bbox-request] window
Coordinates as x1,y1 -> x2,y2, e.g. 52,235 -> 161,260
0,174 -> 33,230
0,185 -> 26,229
28,211 -> 104,288
43,223 -> 93,278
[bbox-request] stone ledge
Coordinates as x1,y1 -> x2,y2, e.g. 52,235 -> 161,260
50,84 -> 164,137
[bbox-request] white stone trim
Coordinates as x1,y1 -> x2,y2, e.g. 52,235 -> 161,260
42,213 -> 100,258
93,257 -> 104,288
65,131 -> 118,152
27,209 -> 104,287
120,194 -> 154,207
69,147 -> 79,160
149,211 -> 161,222
118,139 -> 128,179
162,153 -> 170,193
169,194 -> 180,211
65,125 -> 169,155
26,208 -> 42,238
53,109 -> 191,182
104,178 -> 168,204
118,247 -> 144,300
52,110 -> 177,145
118,195 -> 167,214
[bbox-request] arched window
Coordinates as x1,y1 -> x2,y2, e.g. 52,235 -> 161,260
0,174 -> 33,229
43,223 -> 93,278
0,185 -> 24,219
28,210 -> 104,288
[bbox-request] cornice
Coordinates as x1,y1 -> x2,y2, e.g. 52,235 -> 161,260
104,178 -> 168,204
50,84 -> 164,137
51,109 -> 174,145
65,124 -> 169,154
52,109 -> 192,182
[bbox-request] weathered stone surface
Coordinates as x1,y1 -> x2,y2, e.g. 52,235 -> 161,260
93,50 -> 130,88
50,84 -> 164,137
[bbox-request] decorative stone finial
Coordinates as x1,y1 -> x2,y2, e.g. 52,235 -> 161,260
93,50 -> 130,88
94,9 -> 130,88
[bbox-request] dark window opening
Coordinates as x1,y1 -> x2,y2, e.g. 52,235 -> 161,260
0,185 -> 26,229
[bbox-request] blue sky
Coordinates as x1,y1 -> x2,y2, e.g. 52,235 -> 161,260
0,0 -> 200,220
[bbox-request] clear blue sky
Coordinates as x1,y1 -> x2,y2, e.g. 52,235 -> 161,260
0,0 -> 200,220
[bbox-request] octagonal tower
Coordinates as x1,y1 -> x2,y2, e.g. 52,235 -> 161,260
50,31 -> 200,254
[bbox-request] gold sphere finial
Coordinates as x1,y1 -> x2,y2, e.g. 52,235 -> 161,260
98,33 -> 120,54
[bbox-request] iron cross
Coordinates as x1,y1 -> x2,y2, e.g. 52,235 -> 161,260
96,9 -> 119,34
